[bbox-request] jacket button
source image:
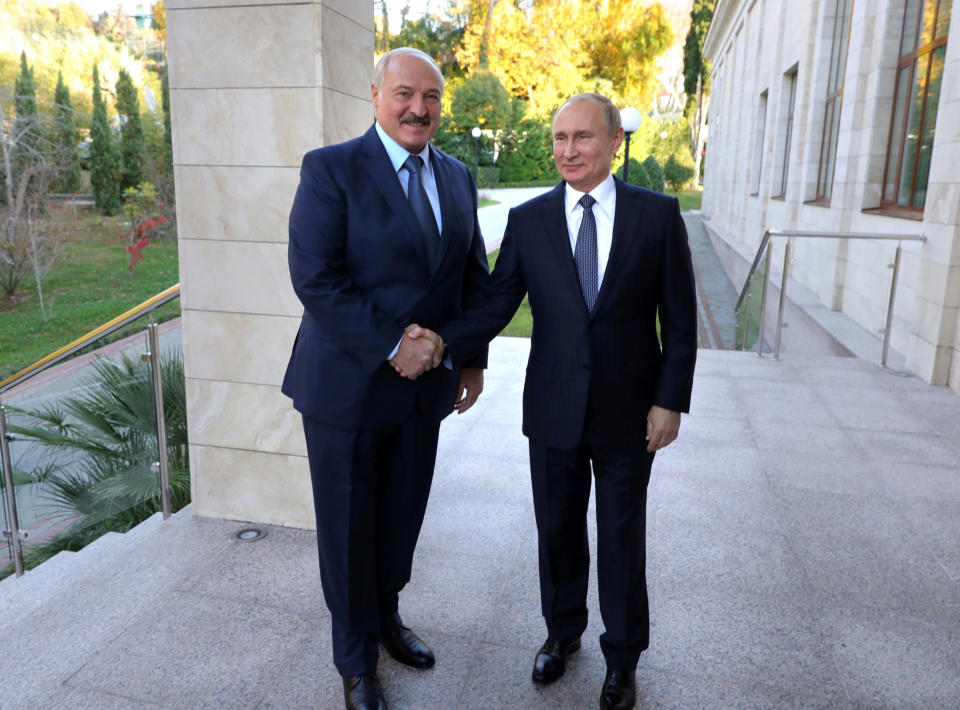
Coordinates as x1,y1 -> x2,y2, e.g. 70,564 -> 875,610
583,363 -> 590,370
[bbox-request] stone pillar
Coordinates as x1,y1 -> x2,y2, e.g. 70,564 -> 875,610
166,1 -> 374,527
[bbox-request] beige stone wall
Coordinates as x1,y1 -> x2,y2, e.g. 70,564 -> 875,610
702,0 -> 960,390
167,0 -> 374,526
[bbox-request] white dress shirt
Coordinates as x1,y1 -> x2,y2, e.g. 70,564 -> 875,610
563,172 -> 616,288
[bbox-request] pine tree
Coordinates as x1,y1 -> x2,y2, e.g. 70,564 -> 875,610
115,69 -> 146,194
90,64 -> 121,214
54,71 -> 82,194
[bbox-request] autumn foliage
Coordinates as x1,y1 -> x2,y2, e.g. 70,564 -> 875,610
456,0 -> 674,115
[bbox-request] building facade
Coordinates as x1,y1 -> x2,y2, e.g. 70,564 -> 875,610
702,0 -> 960,391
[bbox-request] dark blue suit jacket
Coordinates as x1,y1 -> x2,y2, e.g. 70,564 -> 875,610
441,179 -> 697,450
282,125 -> 489,429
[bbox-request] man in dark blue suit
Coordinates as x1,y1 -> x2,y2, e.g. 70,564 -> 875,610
418,93 -> 697,710
282,47 -> 489,710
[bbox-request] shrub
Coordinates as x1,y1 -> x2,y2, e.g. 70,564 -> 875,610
497,120 -> 555,183
477,166 -> 501,187
664,153 -> 696,191
641,156 -> 666,193
617,158 -> 651,189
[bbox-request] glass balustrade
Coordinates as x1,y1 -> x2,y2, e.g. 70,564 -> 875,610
0,290 -> 183,580
735,256 -> 769,353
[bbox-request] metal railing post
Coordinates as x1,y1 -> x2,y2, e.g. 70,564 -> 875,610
739,279 -> 751,351
145,320 -> 172,520
756,240 -> 774,356
736,231 -> 923,366
774,238 -> 793,360
0,405 -> 25,577
881,245 -> 903,368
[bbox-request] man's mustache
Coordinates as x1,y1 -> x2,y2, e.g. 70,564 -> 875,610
401,115 -> 432,126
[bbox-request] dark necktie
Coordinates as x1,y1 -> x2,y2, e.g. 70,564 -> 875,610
403,154 -> 440,269
574,194 -> 599,312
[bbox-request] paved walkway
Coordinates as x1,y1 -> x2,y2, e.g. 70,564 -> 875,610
477,186 -> 552,252
685,211 -> 740,350
2,343 -> 959,709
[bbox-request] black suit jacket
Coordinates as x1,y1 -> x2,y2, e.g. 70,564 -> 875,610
442,179 -> 697,450
282,124 -> 489,429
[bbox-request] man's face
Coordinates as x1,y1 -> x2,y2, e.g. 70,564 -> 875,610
372,54 -> 443,153
553,99 -> 623,193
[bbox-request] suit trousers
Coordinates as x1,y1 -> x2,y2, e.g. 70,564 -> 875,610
528,407 -> 654,673
302,405 -> 441,676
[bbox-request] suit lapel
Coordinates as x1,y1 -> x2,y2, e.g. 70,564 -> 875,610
429,146 -> 454,276
594,178 -> 645,314
359,126 -> 432,274
541,182 -> 588,314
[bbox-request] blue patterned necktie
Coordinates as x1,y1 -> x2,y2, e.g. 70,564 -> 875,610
574,194 -> 599,312
403,154 -> 440,269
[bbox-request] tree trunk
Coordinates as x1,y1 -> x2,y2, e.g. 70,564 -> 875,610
480,0 -> 501,65
692,76 -> 709,189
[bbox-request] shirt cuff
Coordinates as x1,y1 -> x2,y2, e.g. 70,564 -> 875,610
387,336 -> 402,361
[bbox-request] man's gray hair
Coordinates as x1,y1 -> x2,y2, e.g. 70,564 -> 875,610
553,93 -> 623,136
373,47 -> 445,92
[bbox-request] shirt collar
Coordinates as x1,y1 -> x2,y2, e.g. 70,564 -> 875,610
375,121 -> 433,175
564,172 -> 616,221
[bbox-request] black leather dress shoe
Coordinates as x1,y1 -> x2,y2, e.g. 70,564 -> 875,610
342,672 -> 387,710
379,625 -> 436,669
599,668 -> 636,710
531,637 -> 581,684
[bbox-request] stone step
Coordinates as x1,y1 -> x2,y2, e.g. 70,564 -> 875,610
0,513 -> 171,616
0,549 -> 75,596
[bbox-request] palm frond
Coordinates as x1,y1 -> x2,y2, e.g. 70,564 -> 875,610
5,350 -> 190,552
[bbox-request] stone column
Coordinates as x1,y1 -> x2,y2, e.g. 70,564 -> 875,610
166,1 -> 374,527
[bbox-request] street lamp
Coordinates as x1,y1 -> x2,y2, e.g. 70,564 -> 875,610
660,129 -> 669,164
619,107 -> 641,183
471,126 -> 482,183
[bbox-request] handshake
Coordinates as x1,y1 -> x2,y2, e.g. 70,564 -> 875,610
390,324 -> 444,380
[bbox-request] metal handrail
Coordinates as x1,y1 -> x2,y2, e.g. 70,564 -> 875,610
0,284 -> 180,577
735,231 -> 925,366
0,283 -> 180,395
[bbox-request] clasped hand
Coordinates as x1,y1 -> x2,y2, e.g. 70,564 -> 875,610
390,324 -> 443,380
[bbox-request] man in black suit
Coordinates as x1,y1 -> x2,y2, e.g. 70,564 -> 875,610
282,47 -> 489,710
413,92 -> 697,709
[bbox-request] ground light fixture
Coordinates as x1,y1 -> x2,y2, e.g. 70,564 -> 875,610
234,527 -> 266,542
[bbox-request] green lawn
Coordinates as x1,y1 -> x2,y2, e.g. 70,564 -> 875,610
671,188 -> 702,211
0,206 -> 180,380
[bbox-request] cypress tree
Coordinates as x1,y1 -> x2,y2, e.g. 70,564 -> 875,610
90,64 -> 121,214
161,67 -> 173,175
11,51 -> 40,200
683,0 -> 717,114
115,68 -> 145,193
54,71 -> 82,193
